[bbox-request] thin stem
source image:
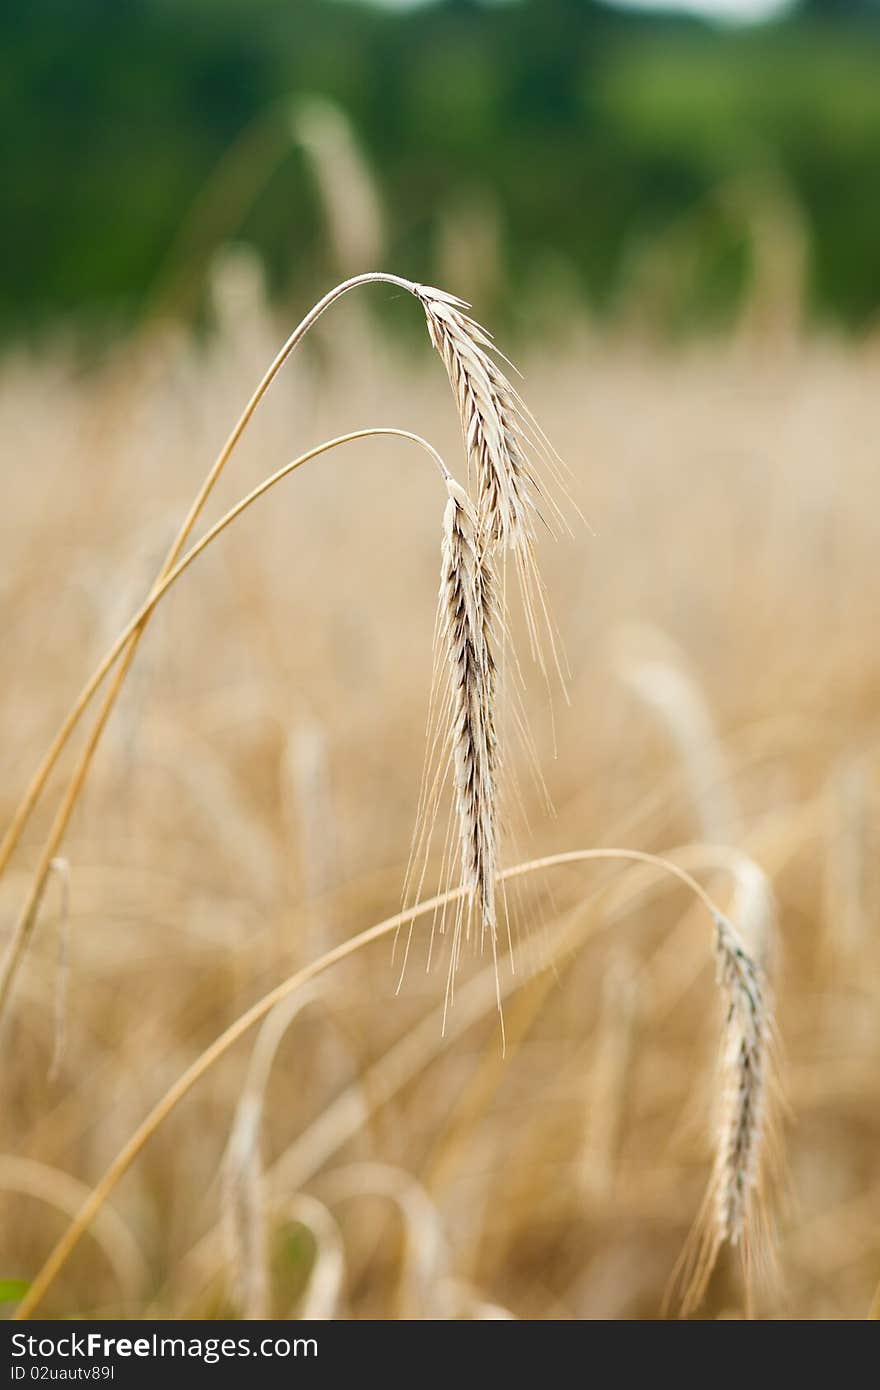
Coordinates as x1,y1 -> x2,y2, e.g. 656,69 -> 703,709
175,838 -> 774,1302
14,846 -> 725,1318
0,427 -> 447,1020
0,272 -> 417,882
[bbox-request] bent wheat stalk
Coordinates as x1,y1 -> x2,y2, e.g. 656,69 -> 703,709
14,847 -> 737,1319
673,859 -> 778,1316
281,1194 -> 347,1320
0,427 -> 450,1019
0,1156 -> 147,1307
0,274 -> 554,885
0,273 -> 556,1019
175,840 -> 784,1310
0,275 -> 415,883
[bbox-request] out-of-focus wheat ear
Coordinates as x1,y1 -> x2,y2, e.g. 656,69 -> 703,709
438,479 -> 500,993
221,989 -> 320,1319
317,1163 -> 448,1320
440,1278 -> 519,1320
221,1091 -> 268,1321
281,1195 -> 347,1320
614,624 -> 742,844
822,756 -> 872,969
579,949 -> 640,1204
0,1155 -> 148,1306
675,867 -> 779,1318
290,96 -> 385,276
281,717 -> 338,962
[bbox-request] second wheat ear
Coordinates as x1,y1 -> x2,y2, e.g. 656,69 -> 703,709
439,480 -> 500,983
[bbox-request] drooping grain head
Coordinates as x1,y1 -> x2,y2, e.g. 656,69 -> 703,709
440,479 -> 499,956
712,909 -> 772,1255
416,283 -> 558,553
674,875 -> 778,1318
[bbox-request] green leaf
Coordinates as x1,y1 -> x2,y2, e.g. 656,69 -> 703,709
0,1278 -> 30,1303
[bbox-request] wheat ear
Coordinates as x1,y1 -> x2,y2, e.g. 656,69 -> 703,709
415,283 -> 566,552
221,987 -> 322,1319
676,881 -> 777,1317
440,479 -> 499,972
713,910 -> 773,1254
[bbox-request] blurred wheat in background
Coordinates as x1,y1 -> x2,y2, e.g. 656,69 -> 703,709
2,0 -> 880,1324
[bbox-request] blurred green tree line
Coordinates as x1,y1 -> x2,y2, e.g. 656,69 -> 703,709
2,0 -> 879,338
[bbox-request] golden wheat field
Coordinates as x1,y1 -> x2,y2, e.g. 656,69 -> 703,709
2,267 -> 879,1321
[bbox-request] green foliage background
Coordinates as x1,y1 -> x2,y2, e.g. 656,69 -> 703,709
2,0 -> 879,338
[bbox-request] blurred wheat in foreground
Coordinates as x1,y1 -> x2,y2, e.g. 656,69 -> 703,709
1,273 -> 879,1319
